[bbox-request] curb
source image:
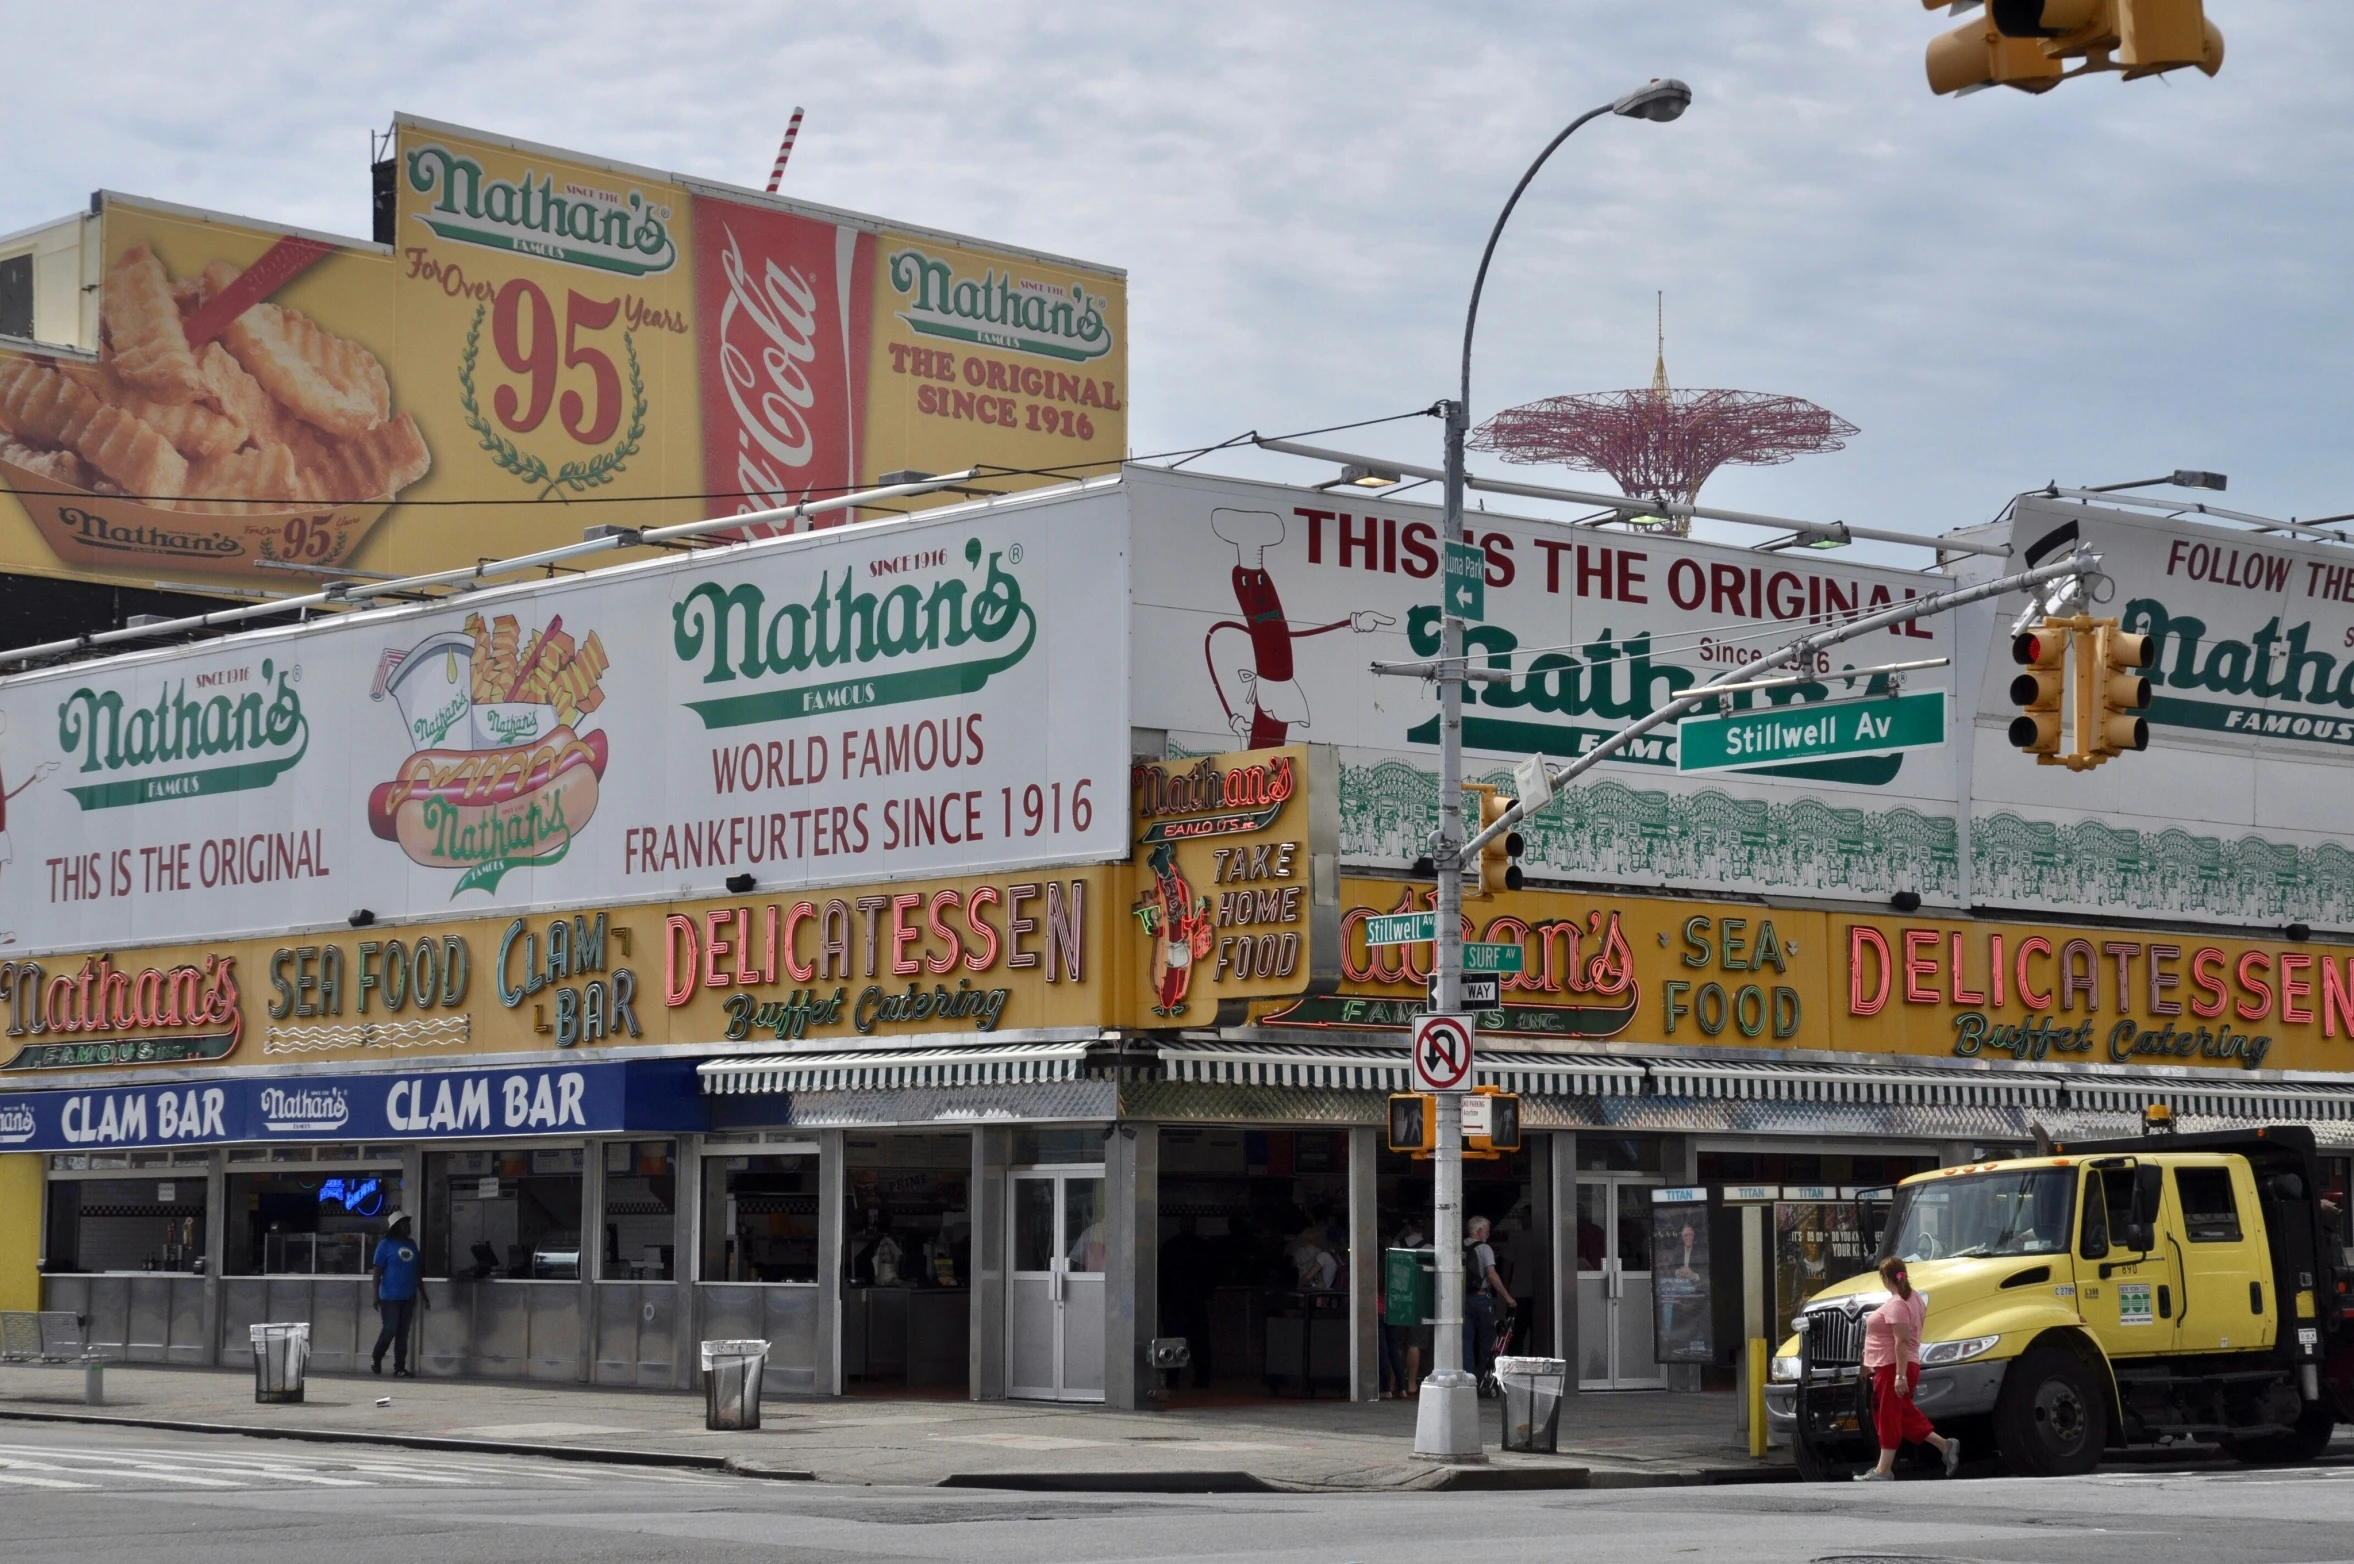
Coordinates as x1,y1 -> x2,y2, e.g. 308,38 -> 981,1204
0,1407 -> 730,1471
941,1470 -> 1278,1494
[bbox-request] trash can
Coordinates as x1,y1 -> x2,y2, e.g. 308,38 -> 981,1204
250,1322 -> 311,1405
701,1339 -> 771,1430
1495,1355 -> 1568,1453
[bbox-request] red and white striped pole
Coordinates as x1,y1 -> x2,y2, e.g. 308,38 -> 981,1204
765,107 -> 806,193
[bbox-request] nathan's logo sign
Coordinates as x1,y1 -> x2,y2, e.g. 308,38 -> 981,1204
404,144 -> 679,277
0,1104 -> 33,1145
259,1084 -> 349,1135
0,954 -> 242,1071
888,248 -> 1113,365
2124,594 -> 2354,750
56,660 -> 307,811
368,612 -> 611,895
672,537 -> 1036,729
1261,890 -> 1640,1037
1133,753 -> 1296,842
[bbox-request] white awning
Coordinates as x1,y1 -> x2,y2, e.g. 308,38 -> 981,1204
1647,1061 -> 2063,1108
698,1042 -> 1091,1096
1158,1042 -> 1642,1097
2068,1079 -> 2354,1122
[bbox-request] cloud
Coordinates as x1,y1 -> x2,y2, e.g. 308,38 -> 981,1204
5,0 -> 2342,543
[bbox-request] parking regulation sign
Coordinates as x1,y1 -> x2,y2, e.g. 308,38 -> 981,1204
1411,1012 -> 1475,1093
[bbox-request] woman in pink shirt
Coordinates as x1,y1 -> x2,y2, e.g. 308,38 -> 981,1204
1856,1256 -> 1962,1481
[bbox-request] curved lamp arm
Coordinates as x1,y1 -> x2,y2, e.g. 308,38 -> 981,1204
1458,101 -> 1614,418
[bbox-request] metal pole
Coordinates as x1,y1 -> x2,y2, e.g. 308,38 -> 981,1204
1414,398 -> 1480,1460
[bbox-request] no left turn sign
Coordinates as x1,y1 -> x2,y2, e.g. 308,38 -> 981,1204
1411,1012 -> 1474,1093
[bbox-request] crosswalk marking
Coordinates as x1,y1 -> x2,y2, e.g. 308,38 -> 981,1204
0,1440 -> 729,1493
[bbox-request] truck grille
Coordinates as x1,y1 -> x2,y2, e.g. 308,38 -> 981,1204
1804,1308 -> 1864,1368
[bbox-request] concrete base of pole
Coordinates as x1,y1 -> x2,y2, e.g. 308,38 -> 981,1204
1410,1370 -> 1485,1462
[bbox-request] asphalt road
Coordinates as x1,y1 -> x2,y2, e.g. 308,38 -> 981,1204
9,1423 -> 2354,1564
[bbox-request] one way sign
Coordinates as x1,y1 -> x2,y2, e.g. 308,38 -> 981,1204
1444,540 -> 1485,622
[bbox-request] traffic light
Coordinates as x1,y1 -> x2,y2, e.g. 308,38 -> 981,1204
2008,625 -> 2067,756
1387,1093 -> 1435,1155
2091,622 -> 2154,758
1920,0 -> 2222,96
1472,785 -> 1524,898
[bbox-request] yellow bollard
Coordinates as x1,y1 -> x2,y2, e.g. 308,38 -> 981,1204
1746,1337 -> 1768,1458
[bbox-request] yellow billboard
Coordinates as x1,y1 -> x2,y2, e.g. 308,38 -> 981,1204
0,117 -> 1126,591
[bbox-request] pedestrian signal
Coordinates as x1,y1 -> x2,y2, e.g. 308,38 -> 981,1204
1387,1093 -> 1436,1155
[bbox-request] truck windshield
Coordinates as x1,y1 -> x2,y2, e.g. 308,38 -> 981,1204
1880,1168 -> 2075,1263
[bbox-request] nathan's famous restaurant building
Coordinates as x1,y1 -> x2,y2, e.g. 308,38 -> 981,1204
6,123 -> 2354,1407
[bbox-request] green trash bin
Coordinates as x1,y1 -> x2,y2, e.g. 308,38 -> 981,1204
1384,1247 -> 1434,1326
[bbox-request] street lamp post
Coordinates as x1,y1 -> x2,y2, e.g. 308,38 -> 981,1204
1415,77 -> 1692,1464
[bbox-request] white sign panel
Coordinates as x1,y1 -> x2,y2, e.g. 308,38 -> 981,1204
1125,467 -> 1958,902
0,495 -> 1129,954
1963,495 -> 2354,930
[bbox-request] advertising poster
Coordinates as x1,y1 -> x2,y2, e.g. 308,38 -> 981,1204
1651,1198 -> 1713,1362
0,116 -> 1125,593
1124,467 -> 1961,905
1774,1200 -> 1872,1328
1961,496 -> 2354,931
0,490 -> 1130,954
861,228 -> 1127,511
1127,743 -> 1337,1025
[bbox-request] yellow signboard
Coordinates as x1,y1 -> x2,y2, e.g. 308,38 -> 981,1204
0,118 -> 1126,592
1263,882 -> 2354,1079
1127,745 -> 1337,1025
0,867 -> 1117,1075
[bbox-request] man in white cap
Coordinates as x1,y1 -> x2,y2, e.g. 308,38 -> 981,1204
370,1212 -> 426,1377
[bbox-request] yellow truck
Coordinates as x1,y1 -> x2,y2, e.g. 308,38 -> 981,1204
1765,1125 -> 2343,1477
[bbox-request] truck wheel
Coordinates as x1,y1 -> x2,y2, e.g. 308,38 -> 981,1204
2225,1402 -> 2336,1467
1993,1346 -> 2107,1477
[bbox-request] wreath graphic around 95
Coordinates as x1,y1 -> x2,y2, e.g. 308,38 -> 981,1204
1411,1012 -> 1474,1093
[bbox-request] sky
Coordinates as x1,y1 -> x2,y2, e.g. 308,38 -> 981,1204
4,1 -> 2343,556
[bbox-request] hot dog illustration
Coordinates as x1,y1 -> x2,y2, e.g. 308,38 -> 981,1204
1205,508 -> 1391,746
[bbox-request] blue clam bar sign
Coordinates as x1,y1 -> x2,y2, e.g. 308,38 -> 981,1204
0,1058 -> 703,1153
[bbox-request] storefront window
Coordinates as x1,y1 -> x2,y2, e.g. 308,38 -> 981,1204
846,1134 -> 970,1289
1011,1127 -> 1102,1166
227,1165 -> 404,1275
1578,1136 -> 1663,1173
424,1146 -> 584,1279
703,1152 -> 818,1282
43,1176 -> 207,1273
602,1140 -> 677,1280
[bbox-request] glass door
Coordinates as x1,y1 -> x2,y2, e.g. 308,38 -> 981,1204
1574,1177 -> 1665,1389
1006,1167 -> 1106,1402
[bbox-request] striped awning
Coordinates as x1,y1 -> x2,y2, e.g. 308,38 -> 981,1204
698,1042 -> 1091,1096
1647,1061 -> 2064,1108
1157,1042 -> 1642,1097
2067,1078 -> 2354,1122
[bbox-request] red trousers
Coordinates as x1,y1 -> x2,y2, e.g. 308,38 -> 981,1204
1872,1363 -> 1936,1451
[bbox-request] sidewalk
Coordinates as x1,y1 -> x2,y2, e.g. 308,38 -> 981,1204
0,1364 -> 1790,1492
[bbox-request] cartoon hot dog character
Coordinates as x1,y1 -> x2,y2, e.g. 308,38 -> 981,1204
1204,508 -> 1391,746
369,612 -> 610,895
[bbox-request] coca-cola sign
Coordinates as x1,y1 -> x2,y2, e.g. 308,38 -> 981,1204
693,198 -> 874,536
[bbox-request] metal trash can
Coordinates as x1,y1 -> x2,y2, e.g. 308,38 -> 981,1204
701,1339 -> 771,1430
1495,1355 -> 1568,1453
250,1322 -> 311,1405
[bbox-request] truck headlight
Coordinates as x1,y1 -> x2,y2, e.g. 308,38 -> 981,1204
1918,1334 -> 2000,1366
1770,1354 -> 1800,1382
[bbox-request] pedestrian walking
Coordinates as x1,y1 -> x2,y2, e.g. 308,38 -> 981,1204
370,1212 -> 427,1378
1464,1215 -> 1515,1394
1855,1256 -> 1960,1481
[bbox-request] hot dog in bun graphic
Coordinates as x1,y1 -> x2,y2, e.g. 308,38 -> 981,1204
369,612 -> 610,894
